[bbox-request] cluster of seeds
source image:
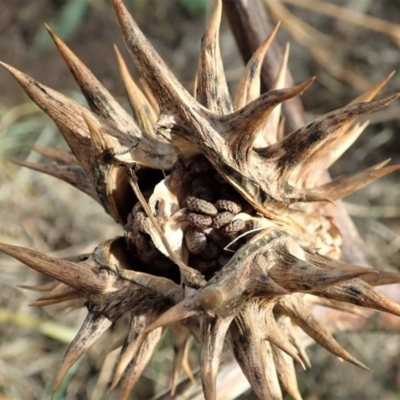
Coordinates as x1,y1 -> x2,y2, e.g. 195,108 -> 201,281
124,156 -> 256,280
185,196 -> 242,274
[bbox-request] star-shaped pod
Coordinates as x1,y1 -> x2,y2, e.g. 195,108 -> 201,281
1,1 -> 400,399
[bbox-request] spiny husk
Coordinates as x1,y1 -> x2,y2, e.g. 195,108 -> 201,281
1,1 -> 400,399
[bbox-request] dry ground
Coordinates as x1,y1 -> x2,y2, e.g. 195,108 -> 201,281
1,1 -> 400,399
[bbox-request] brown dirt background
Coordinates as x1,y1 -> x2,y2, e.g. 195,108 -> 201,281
1,0 -> 400,399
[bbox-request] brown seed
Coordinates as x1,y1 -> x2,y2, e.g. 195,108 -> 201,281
185,227 -> 207,254
213,211 -> 234,229
187,212 -> 213,229
186,196 -> 218,216
220,219 -> 246,235
214,199 -> 242,215
135,210 -> 151,234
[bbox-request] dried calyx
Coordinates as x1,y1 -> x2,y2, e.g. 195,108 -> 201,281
1,0 -> 400,399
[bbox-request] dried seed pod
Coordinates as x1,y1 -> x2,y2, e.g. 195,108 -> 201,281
2,1 -> 400,399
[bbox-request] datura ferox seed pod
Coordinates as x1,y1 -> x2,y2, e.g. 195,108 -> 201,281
1,1 -> 400,399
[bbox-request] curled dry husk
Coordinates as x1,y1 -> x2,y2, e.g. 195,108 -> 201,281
1,0 -> 400,399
